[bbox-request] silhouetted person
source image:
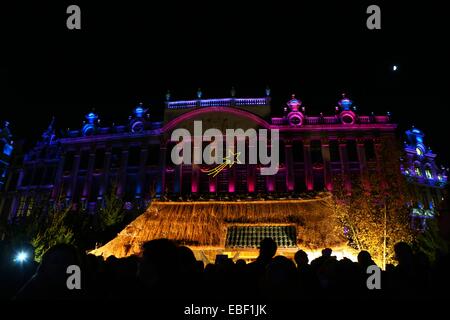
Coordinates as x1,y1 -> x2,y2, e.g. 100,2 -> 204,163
255,238 -> 277,266
177,246 -> 201,298
357,250 -> 376,270
137,239 -> 180,299
294,250 -> 309,269
392,242 -> 416,296
310,248 -> 333,270
262,256 -> 299,300
294,249 -> 319,295
246,238 -> 278,297
311,248 -> 337,290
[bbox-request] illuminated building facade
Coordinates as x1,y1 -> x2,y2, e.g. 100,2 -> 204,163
401,128 -> 448,229
0,92 -> 399,223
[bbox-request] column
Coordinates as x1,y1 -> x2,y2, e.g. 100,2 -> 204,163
209,174 -> 217,193
8,196 -> 19,221
82,149 -> 96,200
99,149 -> 112,198
339,139 -> 351,191
136,146 -> 148,199
117,148 -> 129,197
285,140 -> 295,191
192,142 -> 201,193
356,138 -> 369,187
7,169 -> 25,220
303,140 -> 314,191
173,164 -> 183,193
51,154 -> 66,201
374,138 -> 383,173
321,138 -> 333,191
266,144 -> 275,192
229,165 -> 236,193
68,151 -> 81,201
29,164 -> 37,189
248,141 -> 257,193
373,138 -> 386,190
156,142 -> 167,196
16,168 -> 25,189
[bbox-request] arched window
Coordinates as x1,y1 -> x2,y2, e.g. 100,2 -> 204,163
416,147 -> 423,157
415,165 -> 422,177
425,166 -> 433,179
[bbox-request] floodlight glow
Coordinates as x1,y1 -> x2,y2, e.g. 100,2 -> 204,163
15,251 -> 28,263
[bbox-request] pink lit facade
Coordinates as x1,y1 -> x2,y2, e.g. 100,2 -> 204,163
160,93 -> 395,196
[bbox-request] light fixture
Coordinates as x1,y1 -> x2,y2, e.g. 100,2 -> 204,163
14,251 -> 29,263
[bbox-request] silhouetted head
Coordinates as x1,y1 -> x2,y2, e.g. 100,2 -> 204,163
264,256 -> 298,295
177,246 -> 197,273
258,238 -> 277,261
357,250 -> 373,266
322,248 -> 332,257
236,259 -> 247,267
139,239 -> 179,287
294,250 -> 309,267
394,242 -> 413,265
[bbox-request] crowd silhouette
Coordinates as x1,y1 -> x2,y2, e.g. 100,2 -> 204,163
1,238 -> 450,301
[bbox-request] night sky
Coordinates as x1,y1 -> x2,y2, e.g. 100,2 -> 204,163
2,1 -> 448,164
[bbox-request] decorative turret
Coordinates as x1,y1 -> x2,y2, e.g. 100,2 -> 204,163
287,94 -> 302,112
337,93 -> 356,125
130,102 -> 148,133
286,94 -> 304,127
405,127 -> 426,155
338,93 -> 353,111
82,111 -> 99,136
133,102 -> 147,118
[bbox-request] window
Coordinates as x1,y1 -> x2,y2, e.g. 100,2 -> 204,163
17,196 -> 27,217
329,141 -> 340,162
111,148 -> 122,168
364,140 -> 376,161
128,146 -> 141,167
63,152 -> 75,172
416,147 -> 423,157
43,167 -> 55,185
292,141 -> 304,162
425,168 -> 433,179
415,166 -> 422,177
146,145 -> 160,165
347,140 -> 358,162
79,150 -> 89,170
95,149 -> 105,169
310,140 -> 323,164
